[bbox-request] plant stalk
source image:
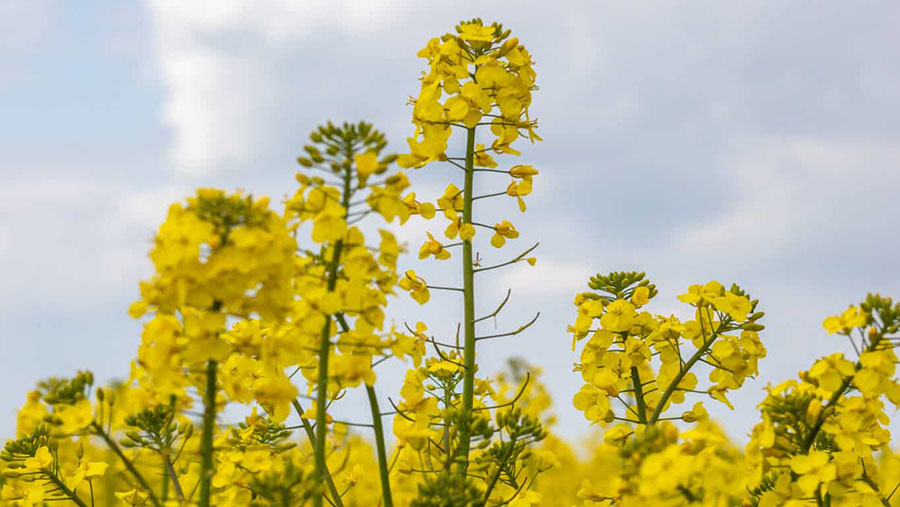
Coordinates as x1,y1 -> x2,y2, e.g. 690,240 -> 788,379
313,159 -> 352,507
366,385 -> 394,507
630,366 -> 647,423
457,127 -> 478,471
92,422 -> 161,507
164,454 -> 184,500
802,331 -> 885,453
648,312 -> 719,424
45,470 -> 89,507
198,359 -> 217,507
291,399 -> 344,507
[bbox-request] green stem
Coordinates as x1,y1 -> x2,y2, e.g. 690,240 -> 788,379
198,359 -> 217,507
91,422 -> 161,507
332,313 -> 391,505
859,465 -> 892,507
443,383 -> 452,471
291,399 -> 344,507
44,470 -> 89,507
314,317 -> 333,507
648,312 -> 719,424
163,454 -> 184,500
313,159 -> 352,507
458,127 -> 478,471
160,461 -> 169,502
482,435 -> 517,503
366,385 -> 394,507
630,366 -> 647,423
801,332 -> 884,453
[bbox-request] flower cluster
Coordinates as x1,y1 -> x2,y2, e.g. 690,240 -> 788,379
132,190 -> 297,321
386,18 -> 551,506
566,272 -> 767,505
398,19 -> 538,170
746,294 -> 900,506
569,272 -> 766,428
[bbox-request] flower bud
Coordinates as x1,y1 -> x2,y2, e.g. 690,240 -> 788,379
497,37 -> 518,57
806,399 -> 822,423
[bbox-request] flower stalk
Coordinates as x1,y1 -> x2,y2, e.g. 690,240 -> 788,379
458,126 -> 478,470
197,359 -> 217,507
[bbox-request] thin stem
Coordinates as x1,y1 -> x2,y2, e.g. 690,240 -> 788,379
313,153 -> 352,507
91,422 -> 161,507
630,366 -> 647,423
161,461 -> 169,502
648,312 -> 720,424
366,385 -> 394,507
859,461 -> 892,507
198,359 -> 217,507
475,289 -> 511,324
473,243 -> 539,274
801,330 -> 886,453
426,285 -> 465,293
457,126 -> 478,472
475,312 -> 539,341
482,435 -> 518,503
314,315 -> 333,507
291,399 -> 344,507
443,381 -> 453,471
44,470 -> 89,507
163,454 -> 185,500
473,191 -> 508,201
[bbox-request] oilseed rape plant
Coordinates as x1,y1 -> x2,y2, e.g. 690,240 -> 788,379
2,17 -> 898,507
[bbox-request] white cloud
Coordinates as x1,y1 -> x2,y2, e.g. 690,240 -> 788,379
496,258 -> 592,298
0,177 -> 185,309
4,0 -> 897,441
674,137 -> 900,264
0,0 -> 51,54
115,184 -> 190,229
144,0 -> 403,174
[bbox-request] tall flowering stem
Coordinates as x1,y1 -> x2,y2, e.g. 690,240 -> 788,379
288,121 -> 421,506
395,18 -> 546,502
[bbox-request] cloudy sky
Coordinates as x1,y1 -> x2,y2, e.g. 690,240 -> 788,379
1,1 -> 899,442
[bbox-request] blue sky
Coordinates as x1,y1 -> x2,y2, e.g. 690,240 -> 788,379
1,1 -> 899,442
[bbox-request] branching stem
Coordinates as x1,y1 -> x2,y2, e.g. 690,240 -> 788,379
92,422 -> 161,507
